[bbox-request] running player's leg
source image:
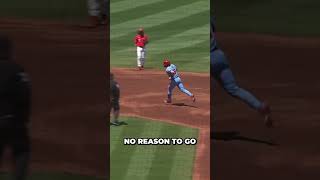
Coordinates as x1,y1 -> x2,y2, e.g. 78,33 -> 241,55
166,80 -> 176,102
219,67 -> 263,110
177,82 -> 193,97
212,49 -> 263,110
12,126 -> 30,180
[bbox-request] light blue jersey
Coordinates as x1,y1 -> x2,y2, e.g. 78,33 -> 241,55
166,64 -> 179,80
165,64 -> 193,100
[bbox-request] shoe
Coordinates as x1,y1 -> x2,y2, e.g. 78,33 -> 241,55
110,121 -> 120,126
137,66 -> 142,70
164,99 -> 172,104
141,65 -> 144,70
259,102 -> 273,128
191,95 -> 196,102
264,115 -> 273,128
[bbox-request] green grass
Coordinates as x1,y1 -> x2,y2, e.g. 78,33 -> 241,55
214,0 -> 320,36
0,172 -> 103,180
0,0 -> 87,21
110,117 -> 198,180
110,0 -> 210,72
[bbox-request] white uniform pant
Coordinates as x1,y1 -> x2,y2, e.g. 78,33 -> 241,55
137,46 -> 146,67
87,0 -> 109,17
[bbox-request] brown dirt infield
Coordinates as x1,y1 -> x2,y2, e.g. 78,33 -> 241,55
4,18 -> 319,180
0,18 -> 108,177
212,32 -> 320,180
0,18 -> 211,179
111,68 -> 211,180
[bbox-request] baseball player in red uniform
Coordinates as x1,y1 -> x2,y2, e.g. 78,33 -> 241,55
134,28 -> 149,70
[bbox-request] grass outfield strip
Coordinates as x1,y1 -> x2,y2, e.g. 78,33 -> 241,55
0,172 -> 103,180
110,123 -> 126,153
141,24 -> 208,54
110,117 -> 198,180
111,1 -> 208,39
145,126 -> 182,180
122,121 -> 163,180
110,119 -> 147,180
111,0 -> 165,14
110,0 -> 196,26
168,127 -> 197,179
112,24 -> 209,71
110,10 -> 209,51
111,0 -> 209,72
115,24 -> 208,54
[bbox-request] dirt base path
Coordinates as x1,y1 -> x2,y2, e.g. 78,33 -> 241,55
213,32 -> 320,180
0,18 -> 108,177
112,68 -> 211,180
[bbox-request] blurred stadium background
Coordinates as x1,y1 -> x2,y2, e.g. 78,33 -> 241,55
214,0 -> 320,36
0,0 -> 87,22
0,0 -> 107,179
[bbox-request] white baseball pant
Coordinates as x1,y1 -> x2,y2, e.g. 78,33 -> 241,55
136,46 -> 146,67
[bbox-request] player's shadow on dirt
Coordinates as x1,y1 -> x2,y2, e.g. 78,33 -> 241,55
211,131 -> 277,146
171,103 -> 198,108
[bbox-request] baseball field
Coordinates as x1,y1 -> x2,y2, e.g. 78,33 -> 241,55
111,117 -> 198,180
213,0 -> 320,180
110,0 -> 210,72
110,0 -> 210,179
0,0 -> 108,179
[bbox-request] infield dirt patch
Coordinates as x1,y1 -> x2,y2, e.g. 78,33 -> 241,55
0,18 -> 211,179
0,18 -> 108,177
111,68 -> 210,180
212,32 -> 320,180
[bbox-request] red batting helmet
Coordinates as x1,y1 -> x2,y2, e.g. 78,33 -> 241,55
163,59 -> 171,67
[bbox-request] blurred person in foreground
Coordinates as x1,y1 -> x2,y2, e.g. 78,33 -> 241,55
87,0 -> 109,27
0,36 -> 31,180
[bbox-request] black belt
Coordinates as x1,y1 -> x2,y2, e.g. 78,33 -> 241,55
138,46 -> 145,48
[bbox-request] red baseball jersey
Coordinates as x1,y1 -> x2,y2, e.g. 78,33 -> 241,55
134,34 -> 148,47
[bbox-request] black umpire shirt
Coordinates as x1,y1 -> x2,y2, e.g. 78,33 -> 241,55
0,60 -> 31,126
110,79 -> 120,103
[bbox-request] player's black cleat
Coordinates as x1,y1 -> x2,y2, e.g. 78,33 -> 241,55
259,103 -> 273,128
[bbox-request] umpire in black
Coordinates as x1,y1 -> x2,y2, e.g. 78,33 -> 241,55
110,73 -> 121,126
0,36 -> 31,180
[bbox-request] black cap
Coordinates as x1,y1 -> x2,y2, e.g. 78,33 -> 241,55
0,35 -> 12,61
